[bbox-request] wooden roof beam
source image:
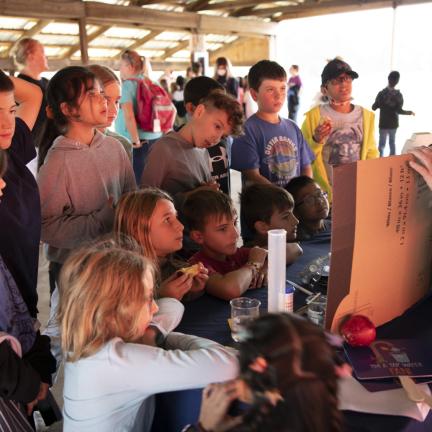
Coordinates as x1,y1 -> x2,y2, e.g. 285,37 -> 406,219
114,30 -> 163,58
229,7 -> 256,17
61,25 -> 110,59
133,0 -> 178,5
185,0 -> 212,12
190,0 -> 287,11
0,1 -> 277,36
7,19 -> 52,56
273,0 -> 432,21
158,39 -> 189,60
0,56 -> 189,71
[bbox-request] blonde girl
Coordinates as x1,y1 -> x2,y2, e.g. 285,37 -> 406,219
114,188 -> 208,300
87,64 -> 133,161
59,244 -> 237,432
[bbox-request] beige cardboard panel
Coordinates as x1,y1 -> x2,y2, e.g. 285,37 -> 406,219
328,155 -> 432,331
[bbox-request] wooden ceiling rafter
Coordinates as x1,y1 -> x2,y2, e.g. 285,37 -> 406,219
158,39 -> 189,60
61,24 -> 110,59
7,19 -> 52,56
114,29 -> 164,58
185,0 -> 211,12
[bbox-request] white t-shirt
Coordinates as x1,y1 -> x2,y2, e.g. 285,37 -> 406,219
63,332 -> 237,432
321,104 -> 363,186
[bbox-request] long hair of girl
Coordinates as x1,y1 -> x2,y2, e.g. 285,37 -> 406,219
58,242 -> 155,362
236,314 -> 342,432
38,66 -> 96,169
113,188 -> 174,263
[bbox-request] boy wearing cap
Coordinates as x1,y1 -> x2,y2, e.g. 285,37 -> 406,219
302,58 -> 379,200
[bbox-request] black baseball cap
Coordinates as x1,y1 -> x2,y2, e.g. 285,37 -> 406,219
321,59 -> 359,85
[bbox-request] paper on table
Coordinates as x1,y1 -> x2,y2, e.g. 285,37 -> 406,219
339,375 -> 431,421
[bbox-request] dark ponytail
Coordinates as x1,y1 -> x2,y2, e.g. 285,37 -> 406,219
233,314 -> 342,432
38,66 -> 96,168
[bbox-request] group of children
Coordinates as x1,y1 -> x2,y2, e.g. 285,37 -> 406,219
2,49 -> 432,432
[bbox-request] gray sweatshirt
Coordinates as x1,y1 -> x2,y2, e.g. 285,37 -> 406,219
38,130 -> 136,263
140,131 -> 212,200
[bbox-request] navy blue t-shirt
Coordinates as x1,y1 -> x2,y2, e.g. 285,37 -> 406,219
231,114 -> 314,187
0,118 -> 40,317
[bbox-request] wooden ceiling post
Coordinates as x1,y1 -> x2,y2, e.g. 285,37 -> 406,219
78,17 -> 89,65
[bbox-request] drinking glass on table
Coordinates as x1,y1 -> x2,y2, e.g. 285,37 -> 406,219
306,294 -> 327,326
230,297 -> 261,342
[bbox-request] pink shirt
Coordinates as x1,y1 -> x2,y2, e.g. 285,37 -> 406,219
190,248 -> 250,276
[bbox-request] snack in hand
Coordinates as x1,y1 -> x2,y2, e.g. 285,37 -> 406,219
179,263 -> 201,277
319,115 -> 332,128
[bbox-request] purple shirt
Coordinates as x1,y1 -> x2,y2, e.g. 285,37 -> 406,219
231,115 -> 314,187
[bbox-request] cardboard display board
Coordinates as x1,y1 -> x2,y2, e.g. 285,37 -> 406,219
326,154 -> 432,331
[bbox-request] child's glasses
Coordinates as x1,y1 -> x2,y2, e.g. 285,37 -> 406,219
329,75 -> 353,85
296,191 -> 328,207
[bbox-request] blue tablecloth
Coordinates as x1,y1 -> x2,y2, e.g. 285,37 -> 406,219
151,239 -> 432,432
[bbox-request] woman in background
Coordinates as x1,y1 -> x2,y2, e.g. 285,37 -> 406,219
115,50 -> 162,182
213,57 -> 239,99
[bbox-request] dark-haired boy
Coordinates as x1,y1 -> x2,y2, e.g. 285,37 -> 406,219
231,60 -> 314,188
302,59 -> 379,200
141,90 -> 243,202
372,71 -> 415,157
285,176 -> 331,241
183,76 -> 232,194
240,183 -> 302,264
183,189 -> 267,300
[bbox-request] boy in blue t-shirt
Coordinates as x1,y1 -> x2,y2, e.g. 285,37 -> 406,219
231,60 -> 314,188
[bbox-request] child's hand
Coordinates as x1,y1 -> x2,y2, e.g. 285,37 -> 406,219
199,381 -> 242,432
159,272 -> 193,300
190,262 -> 209,293
26,382 -> 49,415
286,242 -> 303,265
313,116 -> 332,143
409,146 -> 432,191
250,264 -> 267,289
248,246 -> 267,266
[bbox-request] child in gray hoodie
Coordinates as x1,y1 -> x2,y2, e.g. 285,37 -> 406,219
38,66 -> 136,284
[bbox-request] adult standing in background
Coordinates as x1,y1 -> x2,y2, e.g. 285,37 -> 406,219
287,64 -> 302,123
115,50 -> 162,183
0,71 -> 42,319
372,71 -> 415,157
13,38 -> 49,174
213,57 -> 239,99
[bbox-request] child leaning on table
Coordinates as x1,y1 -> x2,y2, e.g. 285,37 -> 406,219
240,183 -> 302,264
285,175 -> 331,241
183,313 -> 349,432
183,189 -> 267,301
58,243 -> 237,432
114,188 -> 208,301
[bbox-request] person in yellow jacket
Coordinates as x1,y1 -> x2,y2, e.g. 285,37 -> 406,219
302,59 -> 379,201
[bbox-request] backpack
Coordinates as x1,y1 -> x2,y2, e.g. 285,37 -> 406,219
128,78 -> 176,133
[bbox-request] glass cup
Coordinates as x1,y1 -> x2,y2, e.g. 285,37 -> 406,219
230,297 -> 261,342
306,294 -> 327,327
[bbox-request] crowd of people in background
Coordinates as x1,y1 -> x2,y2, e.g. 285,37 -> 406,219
0,37 -> 431,432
